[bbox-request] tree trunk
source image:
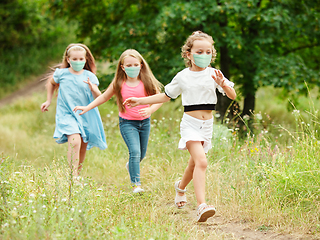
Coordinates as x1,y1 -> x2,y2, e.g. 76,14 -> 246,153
215,12 -> 240,123
242,93 -> 255,117
216,45 -> 240,123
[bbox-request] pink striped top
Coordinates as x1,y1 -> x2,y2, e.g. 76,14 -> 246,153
119,80 -> 150,120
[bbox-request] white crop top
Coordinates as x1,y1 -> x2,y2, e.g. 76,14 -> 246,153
164,67 -> 234,107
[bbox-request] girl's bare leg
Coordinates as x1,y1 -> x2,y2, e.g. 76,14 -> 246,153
178,141 -> 207,206
175,156 -> 194,208
67,134 -> 82,177
78,138 -> 88,174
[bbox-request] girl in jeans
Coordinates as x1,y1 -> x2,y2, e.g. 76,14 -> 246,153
74,49 -> 162,193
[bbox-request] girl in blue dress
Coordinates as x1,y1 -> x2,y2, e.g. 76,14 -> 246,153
41,43 -> 107,177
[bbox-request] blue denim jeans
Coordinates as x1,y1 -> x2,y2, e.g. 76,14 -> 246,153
119,117 -> 151,186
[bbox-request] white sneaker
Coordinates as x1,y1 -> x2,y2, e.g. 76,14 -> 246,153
126,162 -> 129,173
133,186 -> 144,194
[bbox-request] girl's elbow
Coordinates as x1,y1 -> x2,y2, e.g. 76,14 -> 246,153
164,95 -> 171,102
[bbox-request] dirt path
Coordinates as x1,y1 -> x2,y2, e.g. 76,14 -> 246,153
182,207 -> 315,240
0,78 -> 317,240
0,77 -> 47,108
200,215 -> 311,239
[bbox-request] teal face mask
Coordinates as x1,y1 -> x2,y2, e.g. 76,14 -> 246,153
124,66 -> 140,78
70,61 -> 86,72
192,54 -> 212,68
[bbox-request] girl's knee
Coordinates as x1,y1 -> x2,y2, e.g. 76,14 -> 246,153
129,152 -> 141,162
68,138 -> 81,150
195,158 -> 207,169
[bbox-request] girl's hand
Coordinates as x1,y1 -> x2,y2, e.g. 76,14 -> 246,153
73,106 -> 89,115
84,77 -> 101,98
211,69 -> 225,87
41,101 -> 51,112
84,77 -> 94,91
138,107 -> 152,118
123,97 -> 140,108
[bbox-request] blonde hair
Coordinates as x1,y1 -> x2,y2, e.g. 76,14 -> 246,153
181,31 -> 217,67
46,43 -> 96,90
112,49 -> 163,112
61,43 -> 96,74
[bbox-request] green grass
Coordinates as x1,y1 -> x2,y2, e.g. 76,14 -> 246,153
0,88 -> 320,239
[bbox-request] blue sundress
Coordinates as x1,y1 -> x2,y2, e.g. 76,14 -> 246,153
53,68 -> 107,150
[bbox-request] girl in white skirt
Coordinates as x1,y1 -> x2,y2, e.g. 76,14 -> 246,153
124,31 -> 236,222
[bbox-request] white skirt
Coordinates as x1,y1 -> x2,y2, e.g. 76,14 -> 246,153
178,113 -> 213,153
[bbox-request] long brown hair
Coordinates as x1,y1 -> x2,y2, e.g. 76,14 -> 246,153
112,49 -> 163,112
45,43 -> 96,90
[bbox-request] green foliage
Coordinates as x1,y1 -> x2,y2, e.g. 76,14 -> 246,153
49,0 -> 320,103
0,0 -> 77,98
0,0 -> 61,49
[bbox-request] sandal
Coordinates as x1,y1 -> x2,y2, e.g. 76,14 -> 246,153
196,203 -> 216,222
174,180 -> 187,209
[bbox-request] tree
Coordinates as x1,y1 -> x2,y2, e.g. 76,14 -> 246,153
0,0 -> 57,49
49,0 -> 320,120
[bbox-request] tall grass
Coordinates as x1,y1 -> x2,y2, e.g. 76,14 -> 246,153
0,88 -> 320,239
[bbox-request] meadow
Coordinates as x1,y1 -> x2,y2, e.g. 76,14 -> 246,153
0,86 -> 320,239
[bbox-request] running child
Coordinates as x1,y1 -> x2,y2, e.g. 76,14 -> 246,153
41,43 -> 107,177
73,49 -> 162,193
123,31 -> 236,222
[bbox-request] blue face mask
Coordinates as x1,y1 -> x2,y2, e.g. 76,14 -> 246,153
124,66 -> 140,78
192,54 -> 212,68
70,61 -> 86,72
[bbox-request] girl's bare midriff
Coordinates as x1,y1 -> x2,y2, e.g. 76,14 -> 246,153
185,110 -> 213,120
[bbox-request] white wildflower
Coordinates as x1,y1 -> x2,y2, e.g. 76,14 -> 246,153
215,113 -> 221,118
255,113 -> 262,120
292,110 -> 300,116
243,115 -> 250,121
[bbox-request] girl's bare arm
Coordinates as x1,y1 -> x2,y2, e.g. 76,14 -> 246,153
124,93 -> 170,108
74,83 -> 115,115
41,78 -> 56,112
